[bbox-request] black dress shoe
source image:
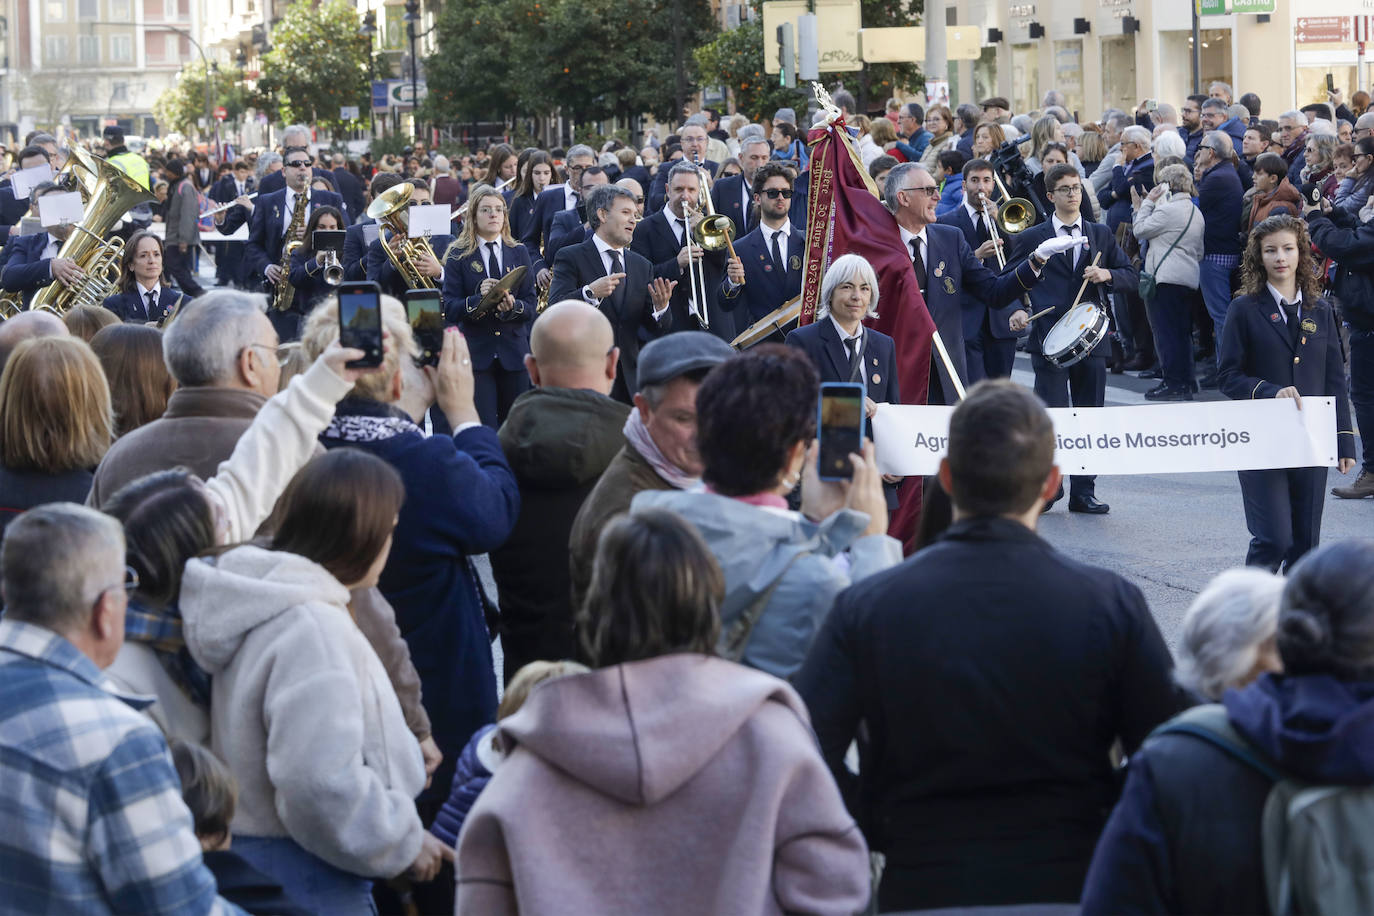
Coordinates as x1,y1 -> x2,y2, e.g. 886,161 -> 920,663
1198,371 -> 1219,390
1145,384 -> 1193,401
1123,353 -> 1153,372
1042,484 -> 1064,513
1068,494 -> 1110,514
1137,365 -> 1163,380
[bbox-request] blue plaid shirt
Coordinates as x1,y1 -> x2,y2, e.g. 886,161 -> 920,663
0,619 -> 242,914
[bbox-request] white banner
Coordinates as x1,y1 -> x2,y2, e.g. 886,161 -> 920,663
873,399 -> 1340,477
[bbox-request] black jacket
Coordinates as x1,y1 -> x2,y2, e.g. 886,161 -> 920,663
795,517 -> 1182,911
201,850 -> 312,916
490,386 -> 629,682
1307,209 -> 1374,331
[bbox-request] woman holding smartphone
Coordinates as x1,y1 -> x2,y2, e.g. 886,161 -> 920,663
1217,213 -> 1357,572
102,230 -> 188,324
441,185 -> 536,428
288,205 -> 346,331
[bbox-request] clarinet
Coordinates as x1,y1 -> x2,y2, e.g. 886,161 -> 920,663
271,191 -> 309,312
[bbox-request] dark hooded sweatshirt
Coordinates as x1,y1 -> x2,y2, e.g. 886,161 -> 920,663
491,386 -> 628,683
1081,674 -> 1374,914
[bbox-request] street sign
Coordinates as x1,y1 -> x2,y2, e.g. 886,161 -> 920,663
340,105 -> 360,120
371,81 -> 389,113
1295,16 -> 1352,43
213,106 -> 227,121
390,81 -> 428,106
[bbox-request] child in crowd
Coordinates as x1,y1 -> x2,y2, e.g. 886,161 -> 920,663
169,741 -> 311,916
430,660 -> 590,847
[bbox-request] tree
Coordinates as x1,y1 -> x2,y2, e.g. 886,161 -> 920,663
24,72 -> 80,133
259,0 -> 371,135
423,0 -> 716,126
153,60 -> 257,137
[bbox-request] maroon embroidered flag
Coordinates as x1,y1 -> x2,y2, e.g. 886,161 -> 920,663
800,115 -> 937,553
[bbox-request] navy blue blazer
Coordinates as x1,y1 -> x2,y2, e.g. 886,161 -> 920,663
101,285 -> 185,323
936,206 -> 1021,343
287,247 -> 340,316
648,159 -> 719,213
508,192 -> 541,265
342,218 -> 375,282
1009,218 -> 1138,358
786,319 -> 900,404
526,185 -> 574,263
440,240 -> 536,372
630,209 -> 735,342
0,181 -> 30,236
0,233 -> 58,302
364,232 -> 456,300
545,209 -> 591,267
1218,289 -> 1356,461
332,167 -> 366,221
244,188 -> 348,282
719,223 -> 804,325
547,237 -> 669,393
918,223 -> 1042,394
710,173 -> 757,239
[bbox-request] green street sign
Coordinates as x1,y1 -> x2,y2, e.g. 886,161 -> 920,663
1198,0 -> 1275,14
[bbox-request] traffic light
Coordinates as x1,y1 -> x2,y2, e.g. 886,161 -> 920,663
777,22 -> 795,88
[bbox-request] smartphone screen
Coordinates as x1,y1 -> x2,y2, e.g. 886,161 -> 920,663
337,281 -> 383,368
1327,73 -> 1336,92
405,288 -> 444,368
817,382 -> 865,481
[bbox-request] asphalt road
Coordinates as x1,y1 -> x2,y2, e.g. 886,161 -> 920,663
1015,353 -> 1371,651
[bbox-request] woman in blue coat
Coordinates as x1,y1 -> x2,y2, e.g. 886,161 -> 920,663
286,205 -> 345,329
101,230 -> 188,324
441,184 -> 537,428
507,151 -> 554,268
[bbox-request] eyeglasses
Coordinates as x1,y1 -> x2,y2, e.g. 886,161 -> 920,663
633,196 -> 645,204
99,565 -> 140,600
241,342 -> 280,365
284,159 -> 311,169
762,188 -> 794,199
1053,186 -> 1084,196
1198,145 -> 1217,154
899,186 -> 940,197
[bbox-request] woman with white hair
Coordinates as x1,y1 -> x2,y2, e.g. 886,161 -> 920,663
1151,130 -> 1186,163
1175,568 -> 1284,702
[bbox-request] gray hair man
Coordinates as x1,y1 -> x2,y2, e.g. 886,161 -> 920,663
0,505 -> 237,913
1090,112 -> 1137,196
87,289 -> 282,506
715,135 -> 771,236
1208,80 -> 1234,105
569,330 -> 735,607
491,300 -> 626,682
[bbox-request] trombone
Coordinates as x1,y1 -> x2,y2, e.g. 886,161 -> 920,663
683,153 -> 740,330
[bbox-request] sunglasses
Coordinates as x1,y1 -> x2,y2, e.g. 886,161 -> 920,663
762,188 -> 794,199
284,160 -> 311,169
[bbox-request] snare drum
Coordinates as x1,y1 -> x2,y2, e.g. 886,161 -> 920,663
1042,301 -> 1110,369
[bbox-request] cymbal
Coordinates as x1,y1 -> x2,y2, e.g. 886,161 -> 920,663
472,265 -> 528,319
730,296 -> 802,349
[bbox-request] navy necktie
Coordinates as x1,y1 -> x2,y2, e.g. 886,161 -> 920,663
771,230 -> 785,274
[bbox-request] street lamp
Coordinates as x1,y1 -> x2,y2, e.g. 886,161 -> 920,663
358,10 -> 377,137
403,0 -> 420,139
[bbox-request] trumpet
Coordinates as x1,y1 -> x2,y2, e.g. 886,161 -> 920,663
321,249 -> 343,286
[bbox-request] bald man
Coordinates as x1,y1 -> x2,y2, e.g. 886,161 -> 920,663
616,177 -> 645,219
0,310 -> 68,375
491,300 -> 629,683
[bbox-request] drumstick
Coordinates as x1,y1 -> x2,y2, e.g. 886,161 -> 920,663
1069,251 -> 1102,312
1026,306 -> 1056,322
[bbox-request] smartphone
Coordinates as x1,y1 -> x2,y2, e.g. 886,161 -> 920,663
1327,73 -> 1335,93
337,280 -> 383,369
313,229 -> 346,253
1144,99 -> 1158,112
817,382 -> 866,482
405,288 -> 444,368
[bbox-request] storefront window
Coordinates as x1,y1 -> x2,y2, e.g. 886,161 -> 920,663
1158,29 -> 1232,108
1100,35 -> 1137,115
973,45 -> 998,104
1053,40 -> 1085,117
1011,44 -> 1040,115
1297,65 -> 1356,111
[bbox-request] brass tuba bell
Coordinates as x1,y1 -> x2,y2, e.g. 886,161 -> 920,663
366,182 -> 439,289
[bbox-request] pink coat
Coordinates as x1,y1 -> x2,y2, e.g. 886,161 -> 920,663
456,653 -> 870,914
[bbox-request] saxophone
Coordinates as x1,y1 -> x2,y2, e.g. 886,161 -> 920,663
271,190 -> 309,312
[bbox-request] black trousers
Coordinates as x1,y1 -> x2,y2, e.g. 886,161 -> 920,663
1239,466 -> 1327,573
1032,353 -> 1107,498
968,317 -> 1018,381
164,243 -> 205,297
473,363 -> 530,428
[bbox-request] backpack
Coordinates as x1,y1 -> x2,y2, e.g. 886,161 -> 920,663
1154,704 -> 1374,915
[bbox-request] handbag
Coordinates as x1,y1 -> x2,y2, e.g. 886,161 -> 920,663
1138,200 -> 1195,302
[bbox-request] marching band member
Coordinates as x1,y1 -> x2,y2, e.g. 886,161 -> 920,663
287,205 -> 346,321
0,145 -> 52,240
1008,163 -> 1138,515
547,183 -> 675,403
101,230 -> 186,324
718,162 -> 803,343
510,150 -> 554,265
544,166 -> 608,267
441,186 -> 537,428
525,144 -> 596,268
343,172 -> 404,282
710,136 -> 772,238
631,161 -> 735,343
364,181 -> 452,300
1,182 -> 83,309
1218,213 -> 1357,571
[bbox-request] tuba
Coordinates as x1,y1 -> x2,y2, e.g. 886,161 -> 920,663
366,182 -> 438,289
28,148 -> 155,315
